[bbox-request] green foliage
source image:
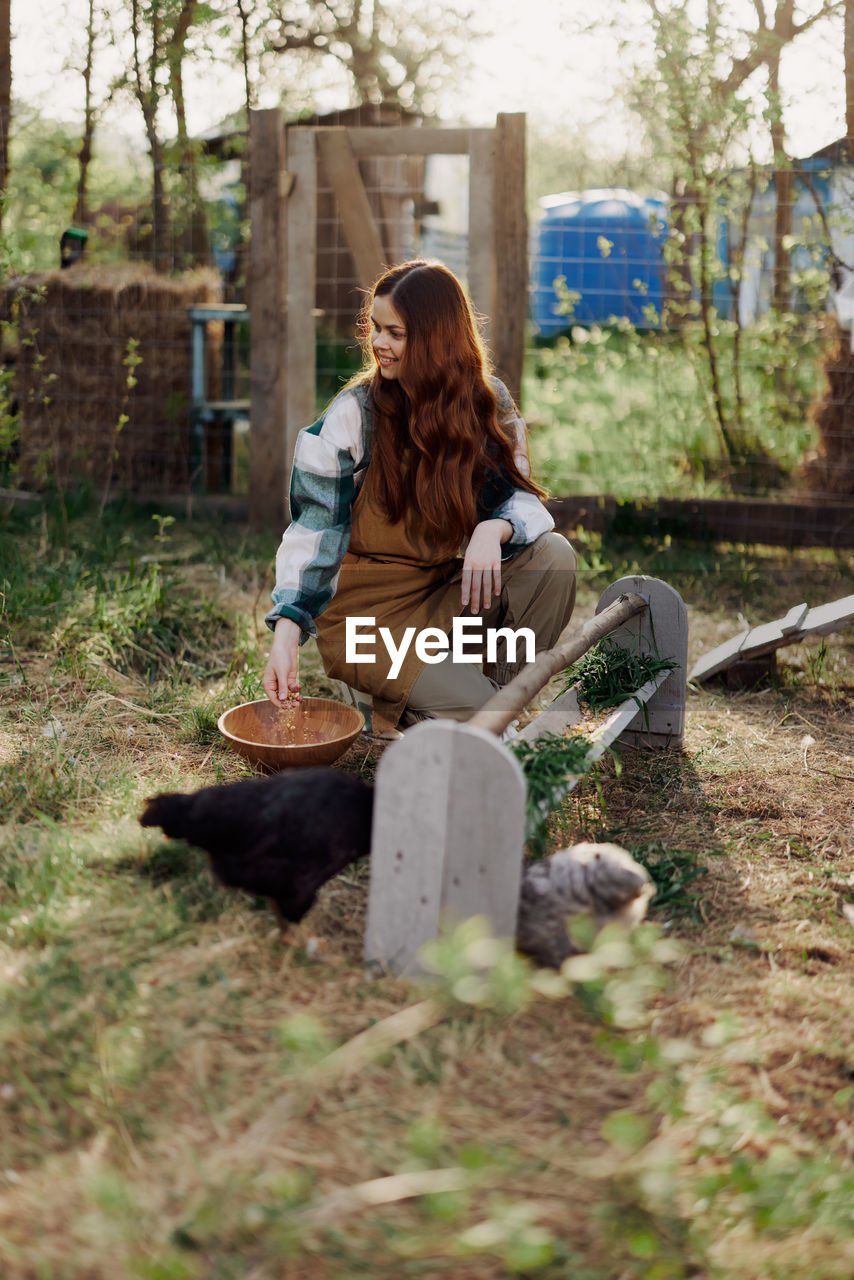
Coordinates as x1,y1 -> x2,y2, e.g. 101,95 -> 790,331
509,732 -> 596,856
619,837 -> 709,922
0,728 -> 132,827
4,111 -> 148,271
419,916 -> 535,1015
0,508 -> 236,681
559,637 -> 677,712
0,933 -> 149,1153
606,0 -> 835,481
137,840 -> 232,924
525,324 -> 823,500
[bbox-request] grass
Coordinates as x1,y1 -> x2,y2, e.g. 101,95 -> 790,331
524,323 -> 825,500
509,733 -> 596,856
1,497 -> 853,1277
559,636 -> 678,711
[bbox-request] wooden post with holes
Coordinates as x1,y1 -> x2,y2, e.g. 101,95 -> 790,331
248,108 -> 288,531
596,575 -> 688,747
493,113 -> 527,408
364,719 -> 527,977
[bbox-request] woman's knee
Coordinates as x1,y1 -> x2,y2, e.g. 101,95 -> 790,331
529,531 -> 577,574
405,654 -> 498,722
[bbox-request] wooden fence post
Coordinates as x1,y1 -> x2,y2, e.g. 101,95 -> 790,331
468,127 -> 497,347
493,113 -> 528,408
248,107 -> 288,532
285,126 -> 318,471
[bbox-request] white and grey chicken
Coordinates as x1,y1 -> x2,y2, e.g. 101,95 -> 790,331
516,841 -> 654,969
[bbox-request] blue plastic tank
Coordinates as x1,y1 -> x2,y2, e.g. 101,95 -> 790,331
531,188 -> 667,332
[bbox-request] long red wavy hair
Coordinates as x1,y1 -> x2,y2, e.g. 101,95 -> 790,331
355,260 -> 546,552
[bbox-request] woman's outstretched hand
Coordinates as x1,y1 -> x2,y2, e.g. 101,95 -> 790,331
461,518 -> 513,614
263,617 -> 302,708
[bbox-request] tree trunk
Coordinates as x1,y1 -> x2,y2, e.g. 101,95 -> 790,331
237,0 -> 254,112
0,0 -> 11,235
131,0 -> 171,272
768,52 -> 792,314
167,1 -> 210,267
150,133 -> 169,272
72,0 -> 96,226
846,0 -> 854,159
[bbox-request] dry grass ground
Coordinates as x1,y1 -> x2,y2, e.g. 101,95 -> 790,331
0,503 -> 852,1279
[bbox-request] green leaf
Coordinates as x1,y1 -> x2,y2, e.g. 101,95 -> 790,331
602,1109 -> 652,1153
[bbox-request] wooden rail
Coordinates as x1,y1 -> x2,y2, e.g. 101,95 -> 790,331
547,494 -> 854,550
469,592 -> 647,737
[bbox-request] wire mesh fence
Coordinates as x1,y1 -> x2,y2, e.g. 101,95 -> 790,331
1,121 -> 852,525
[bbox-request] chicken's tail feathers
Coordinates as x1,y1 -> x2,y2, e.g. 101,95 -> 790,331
139,792 -> 194,838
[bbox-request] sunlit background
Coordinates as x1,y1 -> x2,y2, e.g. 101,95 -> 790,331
11,0 -> 844,161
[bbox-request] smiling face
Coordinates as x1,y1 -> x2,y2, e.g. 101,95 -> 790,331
370,293 -> 407,379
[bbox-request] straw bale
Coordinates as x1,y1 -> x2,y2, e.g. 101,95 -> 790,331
4,263 -> 222,493
797,313 -> 854,498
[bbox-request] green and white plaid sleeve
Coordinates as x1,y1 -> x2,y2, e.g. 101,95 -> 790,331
490,379 -> 555,556
265,392 -> 366,640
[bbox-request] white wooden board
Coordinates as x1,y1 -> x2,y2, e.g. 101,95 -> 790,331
798,595 -> 854,637
365,719 -> 526,977
689,594 -> 854,683
516,685 -> 582,742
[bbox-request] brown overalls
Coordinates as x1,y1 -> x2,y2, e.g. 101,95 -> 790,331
315,477 -> 463,736
315,481 -> 577,736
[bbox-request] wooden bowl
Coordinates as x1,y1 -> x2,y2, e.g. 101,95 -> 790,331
218,697 -> 365,770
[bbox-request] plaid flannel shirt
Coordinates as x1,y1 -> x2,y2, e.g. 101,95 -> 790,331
265,378 -> 555,640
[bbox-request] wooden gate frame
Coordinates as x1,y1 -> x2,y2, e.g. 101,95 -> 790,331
247,110 -> 528,531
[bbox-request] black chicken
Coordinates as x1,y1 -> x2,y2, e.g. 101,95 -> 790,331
140,768 -> 374,926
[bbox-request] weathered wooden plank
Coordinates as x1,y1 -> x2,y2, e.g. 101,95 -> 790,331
778,601 -> 812,634
582,670 -> 672,758
364,720 -> 526,977
514,670 -> 670,803
796,594 -> 854,637
519,669 -> 671,757
316,129 -> 386,286
285,126 -> 318,492
689,594 -> 854,683
468,128 -> 496,345
687,631 -> 750,683
318,126 -> 492,156
492,113 -> 527,407
248,107 -> 288,532
596,576 -> 688,747
734,602 -> 809,658
516,684 -> 582,742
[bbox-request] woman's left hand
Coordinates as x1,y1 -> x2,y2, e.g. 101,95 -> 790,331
461,518 -> 513,613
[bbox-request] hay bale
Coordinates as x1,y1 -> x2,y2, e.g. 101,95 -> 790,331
798,314 -> 854,498
4,263 -> 222,494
